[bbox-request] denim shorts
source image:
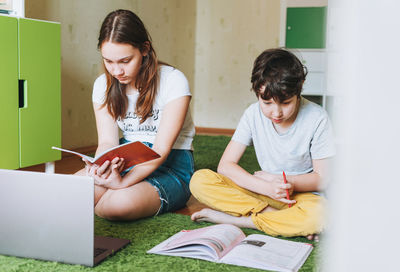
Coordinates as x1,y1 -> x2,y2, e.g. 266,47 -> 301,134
120,138 -> 194,214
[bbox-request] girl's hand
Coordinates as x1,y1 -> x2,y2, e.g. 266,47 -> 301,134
83,158 -> 103,177
83,157 -> 124,175
93,163 -> 124,189
83,157 -> 125,189
100,157 -> 125,177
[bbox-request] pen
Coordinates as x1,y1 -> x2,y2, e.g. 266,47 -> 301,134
282,171 -> 292,208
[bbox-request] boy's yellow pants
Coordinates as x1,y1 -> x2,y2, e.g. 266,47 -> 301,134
189,169 -> 325,237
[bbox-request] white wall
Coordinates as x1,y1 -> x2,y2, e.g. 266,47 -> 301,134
193,0 -> 280,129
26,0 -> 196,149
26,0 -> 281,148
324,0 -> 400,271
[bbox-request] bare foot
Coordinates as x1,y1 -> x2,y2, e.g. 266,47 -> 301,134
191,208 -> 256,229
192,209 -> 320,241
306,234 -> 319,242
191,208 -> 234,224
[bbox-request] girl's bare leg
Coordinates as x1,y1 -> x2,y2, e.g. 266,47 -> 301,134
74,168 -> 108,205
94,185 -> 107,205
94,181 -> 161,221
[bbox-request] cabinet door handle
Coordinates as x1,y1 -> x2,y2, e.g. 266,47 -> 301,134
18,79 -> 27,108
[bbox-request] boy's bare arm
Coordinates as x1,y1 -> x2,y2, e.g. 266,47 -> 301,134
217,140 -> 296,205
287,158 -> 332,192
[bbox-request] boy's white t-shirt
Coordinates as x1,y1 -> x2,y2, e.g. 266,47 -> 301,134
232,97 -> 335,175
92,65 -> 195,150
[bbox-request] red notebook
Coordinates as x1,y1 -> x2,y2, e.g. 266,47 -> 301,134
52,141 -> 160,171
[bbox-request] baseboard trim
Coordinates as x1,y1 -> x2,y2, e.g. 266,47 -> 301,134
195,127 -> 234,136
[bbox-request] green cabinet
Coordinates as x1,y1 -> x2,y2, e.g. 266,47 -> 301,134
0,15 -> 19,169
0,15 -> 61,169
285,7 -> 327,49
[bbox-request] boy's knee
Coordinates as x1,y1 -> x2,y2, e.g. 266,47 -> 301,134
252,199 -> 325,237
189,169 -> 218,193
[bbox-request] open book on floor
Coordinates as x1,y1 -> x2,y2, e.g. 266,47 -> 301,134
52,141 -> 160,172
147,224 -> 313,272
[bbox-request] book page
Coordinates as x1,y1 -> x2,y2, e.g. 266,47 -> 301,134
92,141 -> 160,170
147,224 -> 245,261
52,141 -> 160,171
51,147 -> 95,162
148,231 -> 220,262
221,234 -> 313,272
164,224 -> 244,259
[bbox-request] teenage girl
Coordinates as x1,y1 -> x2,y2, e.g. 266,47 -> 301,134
76,9 -> 195,221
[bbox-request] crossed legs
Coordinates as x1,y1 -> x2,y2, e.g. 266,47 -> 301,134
75,169 -> 161,220
190,169 -> 324,240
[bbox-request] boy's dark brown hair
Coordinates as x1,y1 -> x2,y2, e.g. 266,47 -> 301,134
251,48 -> 307,102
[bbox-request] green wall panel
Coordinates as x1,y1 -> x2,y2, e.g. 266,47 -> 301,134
18,18 -> 61,167
0,15 -> 19,169
286,7 -> 327,49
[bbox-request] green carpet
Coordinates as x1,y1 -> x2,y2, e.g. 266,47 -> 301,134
0,214 -> 320,271
193,135 -> 259,173
0,135 -> 320,271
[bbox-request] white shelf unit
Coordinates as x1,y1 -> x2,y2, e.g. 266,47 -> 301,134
0,0 -> 24,17
279,0 -> 330,112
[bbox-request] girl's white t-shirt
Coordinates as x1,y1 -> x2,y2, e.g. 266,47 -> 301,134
92,65 -> 195,150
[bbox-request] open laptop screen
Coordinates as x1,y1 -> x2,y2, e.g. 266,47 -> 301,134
0,169 -> 95,266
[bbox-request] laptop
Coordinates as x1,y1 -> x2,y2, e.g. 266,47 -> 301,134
0,169 -> 130,267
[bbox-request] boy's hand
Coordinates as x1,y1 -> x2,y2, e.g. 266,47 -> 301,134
258,175 -> 296,205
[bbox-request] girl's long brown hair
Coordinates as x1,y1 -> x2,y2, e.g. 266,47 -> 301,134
98,9 -> 159,123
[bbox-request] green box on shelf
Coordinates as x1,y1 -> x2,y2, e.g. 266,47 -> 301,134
286,7 -> 327,49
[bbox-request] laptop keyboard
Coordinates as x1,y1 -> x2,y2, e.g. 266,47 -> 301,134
94,247 -> 108,257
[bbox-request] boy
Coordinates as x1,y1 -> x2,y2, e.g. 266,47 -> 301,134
190,48 -> 335,240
